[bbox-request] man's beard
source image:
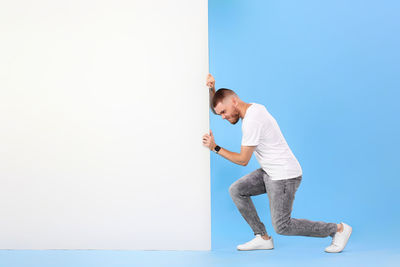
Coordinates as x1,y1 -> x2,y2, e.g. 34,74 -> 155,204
229,108 -> 240,124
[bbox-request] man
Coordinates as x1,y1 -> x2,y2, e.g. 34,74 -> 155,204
202,74 -> 352,253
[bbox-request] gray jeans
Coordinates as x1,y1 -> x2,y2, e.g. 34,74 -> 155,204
229,168 -> 337,237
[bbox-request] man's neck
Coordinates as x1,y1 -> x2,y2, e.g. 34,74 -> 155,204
239,102 -> 252,119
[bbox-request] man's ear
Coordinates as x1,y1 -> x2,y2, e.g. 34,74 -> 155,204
232,95 -> 238,107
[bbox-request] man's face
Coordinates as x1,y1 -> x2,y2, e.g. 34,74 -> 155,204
214,97 -> 240,125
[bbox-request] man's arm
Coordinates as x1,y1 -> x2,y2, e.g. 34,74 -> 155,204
206,74 -> 217,114
216,145 -> 256,166
209,87 -> 217,115
202,130 -> 255,166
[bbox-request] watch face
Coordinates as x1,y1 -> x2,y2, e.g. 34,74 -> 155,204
215,145 -> 220,152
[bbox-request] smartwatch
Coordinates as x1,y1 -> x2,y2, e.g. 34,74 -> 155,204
214,145 -> 221,153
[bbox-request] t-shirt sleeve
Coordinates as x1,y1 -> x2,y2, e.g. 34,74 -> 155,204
241,120 -> 263,146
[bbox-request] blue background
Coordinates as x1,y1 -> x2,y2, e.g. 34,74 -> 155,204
1,1 -> 400,266
209,0 -> 400,252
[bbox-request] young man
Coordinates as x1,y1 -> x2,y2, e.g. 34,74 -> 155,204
202,74 -> 352,253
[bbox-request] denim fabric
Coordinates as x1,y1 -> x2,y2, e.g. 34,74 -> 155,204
229,168 -> 337,237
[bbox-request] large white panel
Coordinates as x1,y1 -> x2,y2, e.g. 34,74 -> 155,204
0,0 -> 210,250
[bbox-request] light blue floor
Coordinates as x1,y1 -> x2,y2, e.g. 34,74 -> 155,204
1,238 -> 399,267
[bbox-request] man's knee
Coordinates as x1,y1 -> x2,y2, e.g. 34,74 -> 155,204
228,182 -> 239,197
273,220 -> 290,235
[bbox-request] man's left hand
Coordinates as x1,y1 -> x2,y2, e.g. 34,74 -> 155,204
202,130 -> 216,151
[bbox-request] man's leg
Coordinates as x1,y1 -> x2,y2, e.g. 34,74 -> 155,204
265,175 -> 337,237
229,168 -> 269,237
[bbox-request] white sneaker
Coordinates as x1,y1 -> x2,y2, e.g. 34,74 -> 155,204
237,234 -> 274,251
325,222 -> 352,253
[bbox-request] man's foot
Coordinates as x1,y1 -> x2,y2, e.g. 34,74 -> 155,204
237,234 -> 274,251
325,222 -> 352,253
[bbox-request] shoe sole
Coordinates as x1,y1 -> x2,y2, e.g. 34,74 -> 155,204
237,248 -> 274,251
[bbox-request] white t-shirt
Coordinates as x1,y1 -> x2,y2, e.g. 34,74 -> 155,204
241,103 -> 302,180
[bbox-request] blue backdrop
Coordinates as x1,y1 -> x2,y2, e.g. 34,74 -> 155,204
209,0 -> 400,250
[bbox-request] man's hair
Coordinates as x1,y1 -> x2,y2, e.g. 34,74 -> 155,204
212,88 -> 237,108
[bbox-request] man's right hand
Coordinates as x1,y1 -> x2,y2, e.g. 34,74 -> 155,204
206,74 -> 215,89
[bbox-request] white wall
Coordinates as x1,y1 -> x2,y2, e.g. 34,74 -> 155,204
0,0 -> 210,250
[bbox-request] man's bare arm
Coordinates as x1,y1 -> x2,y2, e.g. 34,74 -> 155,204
206,74 -> 217,114
216,146 -> 255,166
209,87 -> 217,114
202,130 -> 255,166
